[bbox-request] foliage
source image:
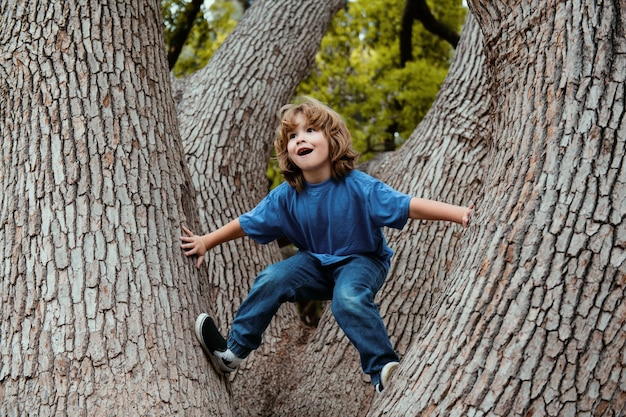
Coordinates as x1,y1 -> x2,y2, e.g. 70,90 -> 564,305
162,0 -> 242,78
296,0 -> 466,161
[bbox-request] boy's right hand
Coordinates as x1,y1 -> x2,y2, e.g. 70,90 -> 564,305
180,226 -> 208,268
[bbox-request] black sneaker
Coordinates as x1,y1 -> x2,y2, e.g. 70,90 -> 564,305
375,361 -> 399,393
194,313 -> 240,373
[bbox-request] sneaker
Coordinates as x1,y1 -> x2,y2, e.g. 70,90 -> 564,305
375,361 -> 399,393
194,313 -> 241,373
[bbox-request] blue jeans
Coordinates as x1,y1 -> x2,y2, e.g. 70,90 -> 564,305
226,252 -> 399,385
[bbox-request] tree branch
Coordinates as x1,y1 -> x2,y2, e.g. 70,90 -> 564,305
400,0 -> 460,66
167,0 -> 204,70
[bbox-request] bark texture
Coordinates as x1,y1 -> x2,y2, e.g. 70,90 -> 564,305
0,1 -> 230,415
172,0 -> 344,415
2,0 -> 624,415
373,0 -> 626,415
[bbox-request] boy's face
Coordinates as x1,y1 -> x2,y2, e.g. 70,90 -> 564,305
286,114 -> 332,184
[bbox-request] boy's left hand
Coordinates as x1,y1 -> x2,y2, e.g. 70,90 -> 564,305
462,204 -> 475,228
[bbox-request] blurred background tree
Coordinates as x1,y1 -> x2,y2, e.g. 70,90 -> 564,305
162,0 -> 246,76
162,0 -> 466,188
297,0 -> 465,161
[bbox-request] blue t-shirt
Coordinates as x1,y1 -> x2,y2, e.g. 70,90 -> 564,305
239,170 -> 412,266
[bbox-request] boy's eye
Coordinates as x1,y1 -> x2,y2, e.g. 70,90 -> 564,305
289,133 -> 297,140
306,127 -> 315,133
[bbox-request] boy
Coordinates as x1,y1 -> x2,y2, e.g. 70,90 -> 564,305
181,97 -> 473,392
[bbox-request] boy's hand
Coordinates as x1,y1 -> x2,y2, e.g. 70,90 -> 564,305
180,226 -> 207,268
462,204 -> 475,228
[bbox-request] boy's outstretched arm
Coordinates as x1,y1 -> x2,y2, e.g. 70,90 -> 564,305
409,197 -> 474,228
180,218 -> 247,268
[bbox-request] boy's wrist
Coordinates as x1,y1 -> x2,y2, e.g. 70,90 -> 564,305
201,234 -> 211,252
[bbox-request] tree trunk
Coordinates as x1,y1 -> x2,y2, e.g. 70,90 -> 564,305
372,0 -> 626,415
2,0 -> 624,415
172,0 -> 345,415
0,1 -> 231,415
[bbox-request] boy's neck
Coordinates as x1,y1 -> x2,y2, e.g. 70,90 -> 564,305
303,166 -> 332,184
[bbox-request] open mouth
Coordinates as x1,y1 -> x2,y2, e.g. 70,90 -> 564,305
297,148 -> 313,156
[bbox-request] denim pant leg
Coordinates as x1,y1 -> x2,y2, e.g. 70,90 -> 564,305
331,255 -> 399,386
227,252 -> 332,358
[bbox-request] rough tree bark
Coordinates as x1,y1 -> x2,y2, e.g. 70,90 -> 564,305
372,0 -> 626,416
172,0 -> 345,415
2,0 -> 624,415
0,1 -> 231,415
